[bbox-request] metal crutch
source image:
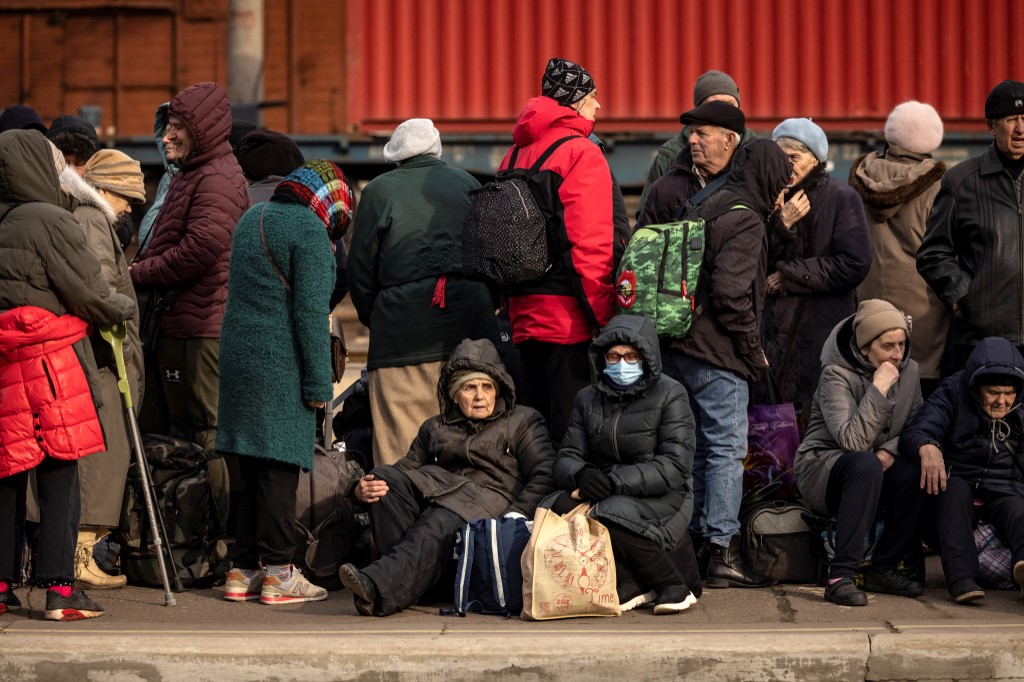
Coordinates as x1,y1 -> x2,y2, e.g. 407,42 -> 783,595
99,322 -> 181,604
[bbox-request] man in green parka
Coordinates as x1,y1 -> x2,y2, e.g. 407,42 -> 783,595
349,118 -> 499,467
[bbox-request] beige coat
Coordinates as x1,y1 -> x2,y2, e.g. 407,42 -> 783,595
850,146 -> 949,379
66,171 -> 144,527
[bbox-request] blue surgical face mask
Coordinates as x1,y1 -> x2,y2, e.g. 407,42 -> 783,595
603,359 -> 644,387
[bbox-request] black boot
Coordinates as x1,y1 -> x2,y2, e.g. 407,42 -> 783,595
690,532 -> 711,580
706,535 -> 773,588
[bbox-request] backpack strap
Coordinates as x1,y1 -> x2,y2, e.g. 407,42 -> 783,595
485,518 -> 512,615
453,521 -> 475,616
506,135 -> 583,175
675,173 -> 729,221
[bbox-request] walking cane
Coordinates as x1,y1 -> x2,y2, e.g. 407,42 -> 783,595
99,322 -> 180,604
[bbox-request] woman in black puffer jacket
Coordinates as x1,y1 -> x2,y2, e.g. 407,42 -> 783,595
552,315 -> 697,614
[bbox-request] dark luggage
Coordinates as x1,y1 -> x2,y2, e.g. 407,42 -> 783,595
740,499 -> 820,583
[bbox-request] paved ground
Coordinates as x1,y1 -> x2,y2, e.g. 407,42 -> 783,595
3,555 -> 1024,681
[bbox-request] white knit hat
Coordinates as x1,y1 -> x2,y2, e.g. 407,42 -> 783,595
884,101 -> 943,155
383,118 -> 442,164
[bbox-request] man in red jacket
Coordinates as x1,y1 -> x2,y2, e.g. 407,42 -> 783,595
499,58 -> 626,445
130,83 -> 251,534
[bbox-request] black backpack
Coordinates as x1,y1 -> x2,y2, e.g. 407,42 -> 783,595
462,135 -> 580,287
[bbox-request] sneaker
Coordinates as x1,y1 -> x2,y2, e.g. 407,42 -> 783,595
652,584 -> 697,615
0,586 -> 21,615
260,566 -> 327,605
824,577 -> 868,606
862,568 -> 924,597
222,567 -> 266,602
44,588 -> 105,621
948,578 -> 985,604
338,563 -> 377,616
619,589 -> 656,612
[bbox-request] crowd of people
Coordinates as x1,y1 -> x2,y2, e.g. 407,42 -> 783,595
1,58 -> 1023,621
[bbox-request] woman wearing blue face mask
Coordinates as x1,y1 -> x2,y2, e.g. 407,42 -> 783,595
549,315 -> 699,614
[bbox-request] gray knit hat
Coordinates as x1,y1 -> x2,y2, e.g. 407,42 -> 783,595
773,118 -> 829,163
884,101 -> 944,155
383,118 -> 442,164
693,70 -> 740,107
447,370 -> 499,400
853,299 -> 909,349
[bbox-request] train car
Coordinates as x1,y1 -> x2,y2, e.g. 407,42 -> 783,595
2,0 -> 1020,185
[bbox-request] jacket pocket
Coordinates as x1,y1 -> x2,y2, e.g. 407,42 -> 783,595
41,359 -> 58,399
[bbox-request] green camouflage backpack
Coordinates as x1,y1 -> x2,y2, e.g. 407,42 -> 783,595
616,203 -> 750,338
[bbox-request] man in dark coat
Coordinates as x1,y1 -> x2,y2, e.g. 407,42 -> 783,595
636,101 -> 748,228
917,80 -> 1024,372
659,139 -> 792,589
338,338 -> 555,616
900,337 -> 1024,603
130,82 -> 251,533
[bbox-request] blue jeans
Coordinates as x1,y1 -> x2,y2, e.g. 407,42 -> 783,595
662,351 -> 747,547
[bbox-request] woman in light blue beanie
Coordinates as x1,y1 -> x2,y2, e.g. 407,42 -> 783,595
761,117 -> 872,429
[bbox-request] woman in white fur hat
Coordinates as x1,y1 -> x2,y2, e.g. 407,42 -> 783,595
851,101 -> 949,395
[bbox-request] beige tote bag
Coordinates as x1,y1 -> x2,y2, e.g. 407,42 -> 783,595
520,503 -> 621,620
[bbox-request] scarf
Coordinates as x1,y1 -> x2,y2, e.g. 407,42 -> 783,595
271,160 -> 355,240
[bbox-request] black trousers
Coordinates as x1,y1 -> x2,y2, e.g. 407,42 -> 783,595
932,476 -> 1024,586
825,452 -> 923,578
516,340 -> 591,447
230,456 -> 299,568
551,493 -> 685,594
0,458 -> 80,584
362,465 -> 463,616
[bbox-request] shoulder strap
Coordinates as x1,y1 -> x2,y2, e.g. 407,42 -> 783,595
675,173 -> 728,221
259,205 -> 292,295
506,135 -> 583,175
453,521 -> 475,615
486,518 -> 511,614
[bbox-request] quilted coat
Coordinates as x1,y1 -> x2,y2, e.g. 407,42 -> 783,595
130,82 -> 250,338
554,315 -> 696,551
393,338 -> 556,522
0,307 -> 106,478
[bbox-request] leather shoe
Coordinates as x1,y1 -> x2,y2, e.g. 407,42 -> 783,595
948,578 -> 985,604
862,568 -> 924,597
338,563 -> 377,616
705,535 -> 773,588
824,577 -> 867,606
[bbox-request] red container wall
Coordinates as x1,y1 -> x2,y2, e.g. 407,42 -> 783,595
345,0 -> 1024,135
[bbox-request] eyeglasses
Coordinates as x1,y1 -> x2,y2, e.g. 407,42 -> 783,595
604,351 -> 641,364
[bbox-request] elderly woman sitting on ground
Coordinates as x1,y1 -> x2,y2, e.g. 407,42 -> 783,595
338,338 -> 555,616
900,337 -> 1024,603
794,299 -> 925,606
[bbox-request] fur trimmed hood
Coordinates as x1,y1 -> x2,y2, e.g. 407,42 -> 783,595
59,166 -> 117,224
848,145 -> 946,221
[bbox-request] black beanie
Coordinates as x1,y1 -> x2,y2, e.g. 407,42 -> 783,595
541,58 -> 595,107
985,80 -> 1024,120
230,120 -> 259,149
0,105 -> 47,134
234,129 -> 305,181
46,115 -> 100,148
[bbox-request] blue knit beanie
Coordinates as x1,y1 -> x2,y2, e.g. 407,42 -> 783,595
772,118 -> 829,163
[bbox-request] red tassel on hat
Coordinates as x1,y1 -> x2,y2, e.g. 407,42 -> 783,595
432,275 -> 447,309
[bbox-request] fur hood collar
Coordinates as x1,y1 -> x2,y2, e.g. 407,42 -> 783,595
59,166 -> 116,223
848,145 -> 946,220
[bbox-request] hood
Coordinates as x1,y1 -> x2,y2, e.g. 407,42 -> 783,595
588,315 -> 662,397
0,306 -> 89,358
436,338 -> 517,424
705,138 -> 792,220
511,96 -> 595,147
0,129 -> 63,207
963,337 -> 1024,413
820,313 -> 913,377
849,146 -> 945,221
167,82 -> 233,170
61,165 -> 116,223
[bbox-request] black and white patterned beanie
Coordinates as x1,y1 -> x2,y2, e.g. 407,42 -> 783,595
541,58 -> 595,107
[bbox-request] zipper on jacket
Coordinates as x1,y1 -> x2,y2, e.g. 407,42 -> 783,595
609,407 -> 623,463
41,359 -> 57,398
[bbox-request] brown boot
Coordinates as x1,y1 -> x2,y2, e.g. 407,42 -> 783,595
75,527 -> 127,590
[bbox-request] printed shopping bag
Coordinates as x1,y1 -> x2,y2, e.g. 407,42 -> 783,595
743,372 -> 801,507
520,503 -> 620,620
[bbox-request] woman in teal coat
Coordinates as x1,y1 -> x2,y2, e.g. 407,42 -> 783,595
217,160 -> 355,606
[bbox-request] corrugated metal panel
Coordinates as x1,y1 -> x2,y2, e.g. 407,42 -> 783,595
345,0 -> 1024,135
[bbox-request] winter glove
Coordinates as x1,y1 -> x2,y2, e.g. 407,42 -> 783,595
576,466 -> 613,502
